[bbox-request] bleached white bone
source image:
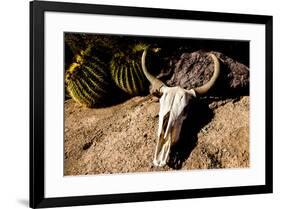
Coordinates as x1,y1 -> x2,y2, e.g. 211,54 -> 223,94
141,49 -> 220,167
154,86 -> 196,166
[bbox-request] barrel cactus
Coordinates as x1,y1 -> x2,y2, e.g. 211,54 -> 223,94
65,51 -> 111,107
110,43 -> 155,95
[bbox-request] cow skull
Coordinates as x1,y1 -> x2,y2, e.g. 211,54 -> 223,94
141,49 -> 220,167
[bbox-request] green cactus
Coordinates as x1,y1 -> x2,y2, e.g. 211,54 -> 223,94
65,52 -> 111,107
110,43 -> 152,95
65,39 -> 162,107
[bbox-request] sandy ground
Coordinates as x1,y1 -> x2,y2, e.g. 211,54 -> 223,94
64,95 -> 249,176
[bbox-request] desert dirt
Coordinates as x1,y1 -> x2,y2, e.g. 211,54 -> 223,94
64,94 -> 249,176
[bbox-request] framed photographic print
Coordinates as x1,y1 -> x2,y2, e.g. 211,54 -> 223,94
30,0 -> 273,208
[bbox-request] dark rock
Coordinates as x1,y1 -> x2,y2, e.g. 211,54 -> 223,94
158,51 -> 249,97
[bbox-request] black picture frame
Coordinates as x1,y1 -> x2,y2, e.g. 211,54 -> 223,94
30,1 -> 273,208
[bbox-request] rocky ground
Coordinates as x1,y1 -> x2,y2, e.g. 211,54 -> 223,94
64,95 -> 249,176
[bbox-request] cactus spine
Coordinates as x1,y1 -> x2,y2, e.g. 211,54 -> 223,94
110,43 -> 151,95
65,51 -> 111,107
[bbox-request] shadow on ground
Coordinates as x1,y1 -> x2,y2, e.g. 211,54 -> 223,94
167,100 -> 214,169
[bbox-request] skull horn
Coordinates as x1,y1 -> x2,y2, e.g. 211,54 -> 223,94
141,49 -> 166,94
193,53 -> 220,95
140,50 -> 220,167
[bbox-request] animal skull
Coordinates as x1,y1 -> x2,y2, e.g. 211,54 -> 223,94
141,49 -> 220,167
